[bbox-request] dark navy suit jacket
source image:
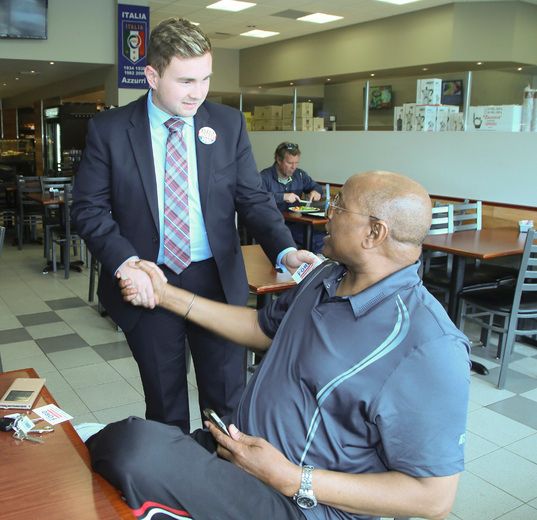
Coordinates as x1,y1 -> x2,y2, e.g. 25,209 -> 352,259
72,94 -> 294,332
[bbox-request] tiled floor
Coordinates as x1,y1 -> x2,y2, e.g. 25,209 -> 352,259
1,239 -> 537,520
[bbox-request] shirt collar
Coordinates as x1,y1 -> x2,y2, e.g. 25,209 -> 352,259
323,262 -> 422,318
147,90 -> 194,131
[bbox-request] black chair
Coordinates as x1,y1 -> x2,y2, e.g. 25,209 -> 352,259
459,228 -> 537,388
423,201 -> 516,308
0,175 -> 16,230
15,175 -> 43,250
0,225 -> 5,256
50,184 -> 83,279
40,176 -> 73,260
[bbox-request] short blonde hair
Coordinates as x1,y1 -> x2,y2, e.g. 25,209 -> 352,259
147,18 -> 211,75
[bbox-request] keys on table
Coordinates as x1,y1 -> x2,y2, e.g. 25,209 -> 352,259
1,413 -> 54,444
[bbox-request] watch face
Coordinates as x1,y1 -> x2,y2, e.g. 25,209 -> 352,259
297,494 -> 317,509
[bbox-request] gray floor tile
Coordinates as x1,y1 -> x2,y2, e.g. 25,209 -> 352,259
71,412 -> 99,427
0,327 -> 32,345
16,311 -> 62,327
487,395 -> 537,430
36,333 -> 88,354
92,340 -> 132,361
45,297 -> 88,311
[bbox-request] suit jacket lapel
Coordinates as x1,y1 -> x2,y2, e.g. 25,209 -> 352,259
194,104 -> 213,214
127,94 -> 159,231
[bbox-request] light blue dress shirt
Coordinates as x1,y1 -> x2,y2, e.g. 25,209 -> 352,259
147,91 -> 212,264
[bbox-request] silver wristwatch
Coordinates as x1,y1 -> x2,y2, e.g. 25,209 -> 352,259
293,465 -> 317,509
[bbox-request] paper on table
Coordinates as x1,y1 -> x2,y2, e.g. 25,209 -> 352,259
33,404 -> 73,425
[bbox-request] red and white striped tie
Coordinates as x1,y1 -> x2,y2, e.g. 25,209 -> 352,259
163,118 -> 191,274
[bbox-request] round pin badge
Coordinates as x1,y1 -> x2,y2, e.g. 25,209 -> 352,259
198,126 -> 217,145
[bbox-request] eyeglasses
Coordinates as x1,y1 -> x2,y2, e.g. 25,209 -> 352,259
326,191 -> 380,221
279,142 -> 298,152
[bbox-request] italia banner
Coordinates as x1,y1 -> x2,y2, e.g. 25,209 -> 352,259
118,4 -> 149,89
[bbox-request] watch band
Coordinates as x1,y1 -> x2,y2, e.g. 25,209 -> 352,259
293,464 -> 317,509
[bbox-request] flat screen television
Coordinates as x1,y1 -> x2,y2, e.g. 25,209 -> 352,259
368,85 -> 393,110
441,79 -> 463,107
0,0 -> 48,40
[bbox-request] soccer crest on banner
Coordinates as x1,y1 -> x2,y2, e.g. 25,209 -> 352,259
123,21 -> 146,64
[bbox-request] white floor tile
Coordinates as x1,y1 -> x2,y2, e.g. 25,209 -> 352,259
75,380 -> 143,412
47,346 -> 104,370
493,504 -> 537,520
469,376 -> 515,406
3,353 -> 57,374
466,407 -> 536,447
466,399 -> 483,413
71,412 -> 98,426
464,431 -> 500,463
52,387 -> 91,416
466,448 -> 537,502
94,401 -> 146,424
61,362 -> 124,389
0,340 -> 43,361
0,314 -> 22,331
521,387 -> 537,403
509,357 -> 537,379
108,357 -> 141,379
506,433 -> 537,465
125,376 -> 145,396
451,471 -> 522,520
26,321 -> 74,340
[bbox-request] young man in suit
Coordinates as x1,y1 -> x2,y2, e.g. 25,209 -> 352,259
72,18 -> 313,432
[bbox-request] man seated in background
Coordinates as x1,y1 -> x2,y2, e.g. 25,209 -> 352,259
260,142 -> 325,253
87,171 -> 470,520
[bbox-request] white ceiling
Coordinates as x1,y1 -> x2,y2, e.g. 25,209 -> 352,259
0,0 -> 535,104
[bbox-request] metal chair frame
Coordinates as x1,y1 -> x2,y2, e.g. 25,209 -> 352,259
458,228 -> 537,388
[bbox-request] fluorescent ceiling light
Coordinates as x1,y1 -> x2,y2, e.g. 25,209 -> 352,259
375,0 -> 420,5
207,0 -> 255,12
240,29 -> 279,38
297,12 -> 343,24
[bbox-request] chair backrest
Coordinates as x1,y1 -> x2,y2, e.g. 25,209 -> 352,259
453,201 -> 482,232
40,176 -> 72,194
0,226 -> 5,256
428,204 -> 454,235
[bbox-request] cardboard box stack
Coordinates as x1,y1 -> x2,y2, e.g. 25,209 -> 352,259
395,103 -> 461,132
250,102 -> 323,131
282,102 -> 314,131
467,105 -> 522,132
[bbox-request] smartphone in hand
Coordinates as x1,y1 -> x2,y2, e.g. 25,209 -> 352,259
203,408 -> 230,436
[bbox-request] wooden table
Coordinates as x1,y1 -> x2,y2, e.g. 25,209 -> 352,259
0,368 -> 133,519
283,211 -> 328,251
241,245 -> 296,378
26,191 -> 64,205
422,227 -> 526,320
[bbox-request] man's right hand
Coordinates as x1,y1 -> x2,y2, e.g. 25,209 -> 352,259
116,260 -> 158,308
283,192 -> 300,204
118,261 -> 168,308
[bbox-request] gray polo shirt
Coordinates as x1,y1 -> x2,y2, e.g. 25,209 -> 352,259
233,262 -> 471,520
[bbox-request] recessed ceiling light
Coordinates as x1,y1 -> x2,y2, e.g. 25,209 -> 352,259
370,73 -> 375,77
477,61 -> 483,65
290,82 -> 294,85
207,0 -> 255,12
517,67 -> 523,71
240,29 -> 279,38
422,67 -> 428,71
49,61 -> 55,65
258,86 -> 262,89
326,78 -> 331,82
2,83 -> 6,86
297,13 -> 343,24
15,77 -> 20,80
375,0 -> 420,4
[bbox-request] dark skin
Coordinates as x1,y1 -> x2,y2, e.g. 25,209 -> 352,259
119,172 -> 458,520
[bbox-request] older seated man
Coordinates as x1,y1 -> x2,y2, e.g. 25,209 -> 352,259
87,171 -> 470,520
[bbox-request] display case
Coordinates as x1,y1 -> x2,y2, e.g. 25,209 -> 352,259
0,139 -> 35,176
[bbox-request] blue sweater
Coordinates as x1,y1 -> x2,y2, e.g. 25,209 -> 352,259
259,164 -> 323,212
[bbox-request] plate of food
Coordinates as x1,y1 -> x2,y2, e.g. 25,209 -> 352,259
289,206 -> 321,214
